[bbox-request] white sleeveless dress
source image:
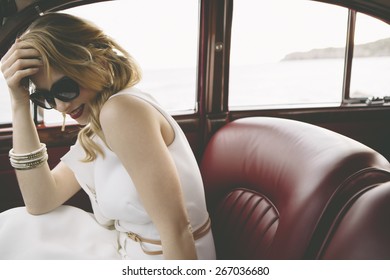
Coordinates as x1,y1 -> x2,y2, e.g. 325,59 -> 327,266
0,88 -> 216,260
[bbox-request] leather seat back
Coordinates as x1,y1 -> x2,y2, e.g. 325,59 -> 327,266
200,117 -> 390,259
318,181 -> 390,259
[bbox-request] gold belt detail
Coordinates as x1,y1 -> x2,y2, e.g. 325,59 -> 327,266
126,217 -> 211,255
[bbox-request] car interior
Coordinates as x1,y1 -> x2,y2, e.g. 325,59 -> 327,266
0,0 -> 390,259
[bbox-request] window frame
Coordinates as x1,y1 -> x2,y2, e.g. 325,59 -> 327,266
0,0 -> 202,127
343,10 -> 390,106
227,2 -> 390,111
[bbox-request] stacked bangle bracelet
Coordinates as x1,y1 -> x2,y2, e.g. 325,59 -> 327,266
9,143 -> 48,170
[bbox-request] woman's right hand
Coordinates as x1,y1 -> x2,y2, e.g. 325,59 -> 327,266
0,38 -> 42,107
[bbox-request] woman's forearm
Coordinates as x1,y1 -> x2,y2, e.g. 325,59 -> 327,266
10,98 -> 60,214
11,98 -> 41,152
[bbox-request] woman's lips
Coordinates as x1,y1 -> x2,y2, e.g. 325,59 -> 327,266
69,104 -> 84,119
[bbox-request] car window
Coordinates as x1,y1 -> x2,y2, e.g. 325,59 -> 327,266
229,0 -> 348,109
0,0 -> 199,125
349,12 -> 390,100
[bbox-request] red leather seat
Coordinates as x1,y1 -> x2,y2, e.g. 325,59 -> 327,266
200,117 -> 390,259
318,181 -> 390,259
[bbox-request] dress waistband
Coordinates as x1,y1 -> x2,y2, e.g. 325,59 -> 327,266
126,217 -> 211,255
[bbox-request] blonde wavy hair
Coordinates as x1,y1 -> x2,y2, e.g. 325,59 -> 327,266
21,13 -> 142,161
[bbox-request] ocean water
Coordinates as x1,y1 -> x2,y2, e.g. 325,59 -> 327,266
1,57 -> 389,124
229,57 -> 390,108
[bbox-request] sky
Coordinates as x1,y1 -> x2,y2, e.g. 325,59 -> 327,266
65,0 -> 390,66
65,0 -> 199,70
230,0 -> 390,64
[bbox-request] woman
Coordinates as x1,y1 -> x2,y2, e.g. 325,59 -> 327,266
0,13 -> 215,260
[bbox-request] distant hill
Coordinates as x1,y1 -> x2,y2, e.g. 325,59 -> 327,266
282,37 -> 390,61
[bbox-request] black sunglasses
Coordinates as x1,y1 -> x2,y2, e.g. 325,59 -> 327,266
29,77 -> 80,109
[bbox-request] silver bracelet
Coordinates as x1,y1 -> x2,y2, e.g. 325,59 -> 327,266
10,154 -> 48,170
9,143 -> 49,170
9,143 -> 47,158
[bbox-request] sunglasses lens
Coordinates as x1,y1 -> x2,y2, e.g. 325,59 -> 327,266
30,91 -> 54,109
52,78 -> 79,101
57,91 -> 79,101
